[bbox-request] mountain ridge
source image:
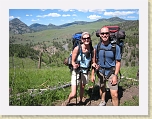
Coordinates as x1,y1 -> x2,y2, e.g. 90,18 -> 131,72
9,17 -> 130,34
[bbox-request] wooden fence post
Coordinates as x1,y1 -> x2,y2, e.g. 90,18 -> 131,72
38,52 -> 42,69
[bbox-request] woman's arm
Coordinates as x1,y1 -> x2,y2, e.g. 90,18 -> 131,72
72,46 -> 80,69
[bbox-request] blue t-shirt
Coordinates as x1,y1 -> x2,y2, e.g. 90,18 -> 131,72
94,43 -> 121,76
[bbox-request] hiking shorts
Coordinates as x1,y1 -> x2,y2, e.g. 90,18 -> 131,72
71,70 -> 89,85
97,72 -> 118,90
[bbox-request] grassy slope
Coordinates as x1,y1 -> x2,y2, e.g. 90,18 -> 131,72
9,20 -> 123,45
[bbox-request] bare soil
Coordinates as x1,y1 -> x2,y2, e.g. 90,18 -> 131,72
55,85 -> 139,106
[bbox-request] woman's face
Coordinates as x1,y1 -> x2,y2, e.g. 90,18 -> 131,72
81,34 -> 90,45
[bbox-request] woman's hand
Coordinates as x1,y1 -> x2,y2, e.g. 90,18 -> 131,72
92,63 -> 99,70
72,63 -> 79,69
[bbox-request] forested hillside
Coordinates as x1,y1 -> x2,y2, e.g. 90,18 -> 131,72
9,17 -> 139,68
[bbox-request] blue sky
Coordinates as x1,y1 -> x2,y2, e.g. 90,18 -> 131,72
9,9 -> 139,26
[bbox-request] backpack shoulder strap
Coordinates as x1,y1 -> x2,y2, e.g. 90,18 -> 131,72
75,44 -> 82,64
111,42 -> 116,59
111,42 -> 122,79
96,41 -> 101,59
78,43 -> 81,55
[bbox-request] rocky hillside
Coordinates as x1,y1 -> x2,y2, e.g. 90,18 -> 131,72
29,23 -> 59,31
9,18 -> 34,34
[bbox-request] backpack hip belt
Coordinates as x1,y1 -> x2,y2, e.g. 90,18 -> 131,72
98,66 -> 115,79
75,67 -> 89,74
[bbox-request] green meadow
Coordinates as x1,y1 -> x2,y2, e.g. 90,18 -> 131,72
9,56 -> 138,106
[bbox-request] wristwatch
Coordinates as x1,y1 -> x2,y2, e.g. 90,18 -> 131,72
114,74 -> 118,76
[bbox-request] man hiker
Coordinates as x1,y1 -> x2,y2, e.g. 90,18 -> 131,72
91,26 -> 121,106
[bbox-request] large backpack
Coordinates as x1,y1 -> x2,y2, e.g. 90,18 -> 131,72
96,25 -> 125,56
72,32 -> 83,50
95,25 -> 126,78
64,32 -> 93,72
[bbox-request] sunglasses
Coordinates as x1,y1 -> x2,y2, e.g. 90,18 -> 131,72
100,32 -> 109,35
82,37 -> 90,40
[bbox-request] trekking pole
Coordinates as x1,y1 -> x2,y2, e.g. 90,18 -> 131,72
76,70 -> 78,105
87,69 -> 96,106
75,62 -> 80,106
89,80 -> 95,106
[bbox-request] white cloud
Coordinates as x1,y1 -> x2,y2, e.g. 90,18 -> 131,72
36,15 -> 43,18
59,9 -> 74,12
37,13 -> 61,18
60,9 -> 105,13
72,14 -> 77,17
9,16 -> 15,19
40,9 -> 47,11
47,13 -> 61,17
77,9 -> 89,13
87,15 -> 101,20
31,19 -> 40,22
26,14 -> 32,17
69,9 -> 75,12
77,9 -> 106,13
127,16 -> 136,19
89,9 -> 106,13
104,11 -> 135,17
9,16 -> 20,19
62,14 -> 70,17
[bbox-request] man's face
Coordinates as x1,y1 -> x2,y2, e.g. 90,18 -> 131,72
99,27 -> 110,42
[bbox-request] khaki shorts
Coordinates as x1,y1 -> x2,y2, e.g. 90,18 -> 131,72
71,70 -> 89,85
97,72 -> 118,90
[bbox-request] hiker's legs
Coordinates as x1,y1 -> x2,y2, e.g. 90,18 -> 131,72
100,85 -> 106,101
97,72 -> 106,102
108,74 -> 119,106
110,89 -> 119,106
68,70 -> 80,103
67,85 -> 77,102
79,81 -> 85,102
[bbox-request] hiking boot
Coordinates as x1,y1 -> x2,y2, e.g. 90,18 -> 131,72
78,101 -> 85,105
62,100 -> 70,106
98,101 -> 106,106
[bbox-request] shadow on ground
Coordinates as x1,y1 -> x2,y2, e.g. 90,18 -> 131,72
61,85 -> 127,106
85,85 -> 126,105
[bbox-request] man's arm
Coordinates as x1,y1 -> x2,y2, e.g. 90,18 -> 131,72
114,60 -> 121,76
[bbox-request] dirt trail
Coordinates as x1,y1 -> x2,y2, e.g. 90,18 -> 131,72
55,85 -> 139,106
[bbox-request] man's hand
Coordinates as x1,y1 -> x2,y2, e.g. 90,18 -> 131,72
110,75 -> 118,85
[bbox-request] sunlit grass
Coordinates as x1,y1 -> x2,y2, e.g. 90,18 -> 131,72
9,57 -> 139,106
